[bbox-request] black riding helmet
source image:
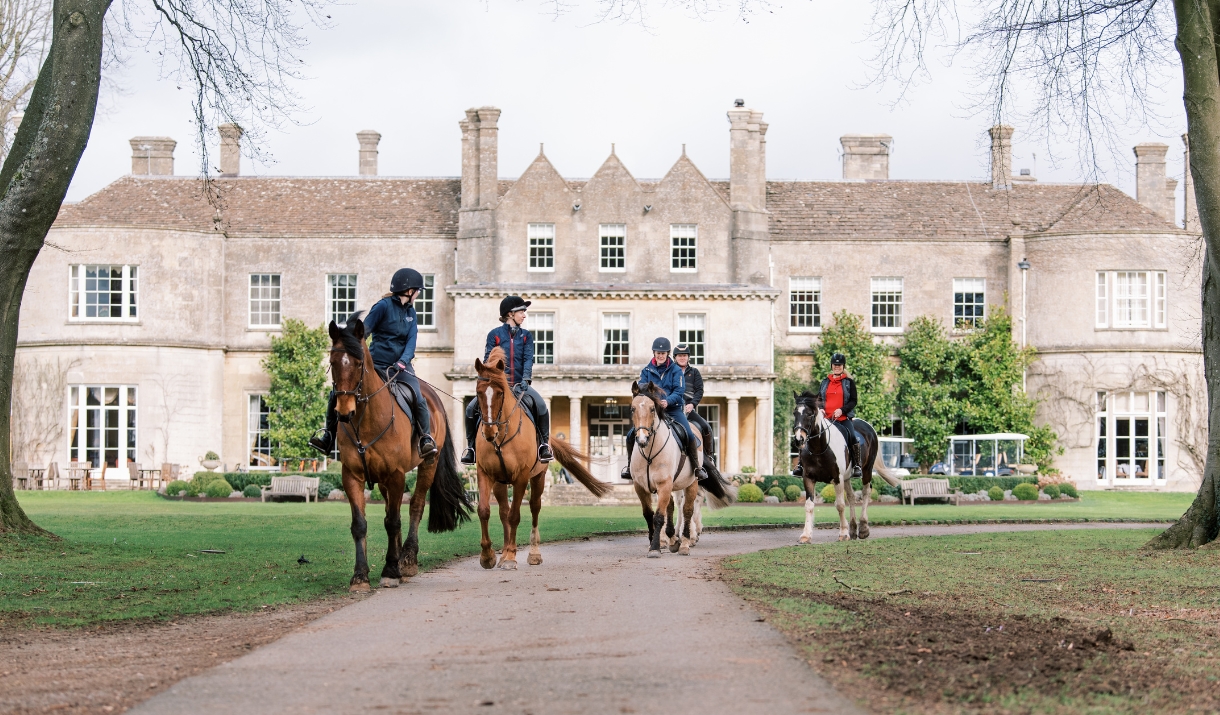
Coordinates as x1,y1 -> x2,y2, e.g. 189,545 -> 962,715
831,352 -> 847,366
499,295 -> 531,318
673,343 -> 691,356
652,337 -> 672,353
390,268 -> 424,294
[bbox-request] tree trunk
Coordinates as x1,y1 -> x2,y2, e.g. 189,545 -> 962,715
1148,0 -> 1220,549
0,0 -> 110,534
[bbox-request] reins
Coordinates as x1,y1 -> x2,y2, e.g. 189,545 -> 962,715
475,377 -> 537,484
634,404 -> 687,493
335,351 -> 396,486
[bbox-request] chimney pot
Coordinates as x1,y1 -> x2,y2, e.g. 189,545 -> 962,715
129,136 -> 177,175
1134,143 -> 1173,223
356,130 -> 381,176
840,134 -> 892,180
218,123 -> 243,176
989,125 -> 1015,189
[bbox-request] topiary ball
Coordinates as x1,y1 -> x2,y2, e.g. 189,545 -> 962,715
1043,484 -> 1061,499
242,484 -> 261,498
821,484 -> 838,503
1058,482 -> 1078,498
166,480 -> 190,496
203,480 -> 234,498
766,486 -> 785,500
870,488 -> 880,501
987,486 -> 1004,502
737,483 -> 764,503
784,484 -> 803,502
1012,482 -> 1039,501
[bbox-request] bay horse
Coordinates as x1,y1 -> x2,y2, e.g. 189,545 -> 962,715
328,316 -> 472,591
791,391 -> 899,543
472,347 -> 611,569
629,381 -> 736,556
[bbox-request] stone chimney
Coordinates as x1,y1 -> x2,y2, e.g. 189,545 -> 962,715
727,103 -> 770,285
840,135 -> 892,180
1183,133 -> 1199,232
218,123 -> 243,176
129,137 -> 176,175
457,107 -> 502,282
1134,143 -> 1177,223
356,130 -> 381,176
989,125 -> 1014,189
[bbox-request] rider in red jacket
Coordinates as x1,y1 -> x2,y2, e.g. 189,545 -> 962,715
793,352 -> 863,479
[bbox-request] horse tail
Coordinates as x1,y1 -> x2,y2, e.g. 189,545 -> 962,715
698,457 -> 737,510
550,436 -> 613,498
427,400 -> 473,533
872,460 -> 901,487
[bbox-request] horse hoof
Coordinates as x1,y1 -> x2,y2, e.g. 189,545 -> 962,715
500,559 -> 517,570
349,581 -> 371,593
528,554 -> 542,566
798,535 -> 812,545
480,552 -> 496,570
669,541 -> 680,553
647,550 -> 661,559
401,563 -> 419,578
679,545 -> 691,555
849,522 -> 859,540
859,524 -> 870,540
838,535 -> 848,542
379,577 -> 399,588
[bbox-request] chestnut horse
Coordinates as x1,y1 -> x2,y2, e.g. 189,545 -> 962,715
328,317 -> 472,591
472,347 -> 611,569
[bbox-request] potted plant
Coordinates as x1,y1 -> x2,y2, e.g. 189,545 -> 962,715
199,451 -> 221,471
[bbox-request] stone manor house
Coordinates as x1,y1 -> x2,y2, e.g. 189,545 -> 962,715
13,104 -> 1204,490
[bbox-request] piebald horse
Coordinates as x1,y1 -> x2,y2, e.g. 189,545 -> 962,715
791,391 -> 900,543
629,381 -> 736,556
473,347 -> 611,569
327,316 -> 472,591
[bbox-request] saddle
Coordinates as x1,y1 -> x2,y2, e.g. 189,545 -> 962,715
510,383 -> 538,428
386,380 -> 414,417
662,413 -> 691,452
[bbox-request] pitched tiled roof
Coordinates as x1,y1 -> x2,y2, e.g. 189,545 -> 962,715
55,176 -> 462,237
765,181 -> 1181,241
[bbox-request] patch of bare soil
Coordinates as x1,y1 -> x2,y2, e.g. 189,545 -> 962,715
0,596 -> 365,715
736,583 -> 1220,714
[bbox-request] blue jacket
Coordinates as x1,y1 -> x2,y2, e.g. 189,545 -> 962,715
484,324 -> 534,385
363,296 -> 418,369
639,358 -> 685,413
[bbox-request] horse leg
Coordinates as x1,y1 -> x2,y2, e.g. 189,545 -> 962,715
380,478 -> 405,588
496,481 -> 519,570
650,483 -> 672,557
679,482 -> 697,555
343,472 -> 371,592
859,474 -> 871,539
401,455 -> 436,579
799,478 -> 816,544
477,467 -> 496,570
527,472 -> 544,566
848,476 -> 860,540
635,482 -> 655,551
666,497 -> 679,553
835,479 -> 849,542
692,492 -> 703,544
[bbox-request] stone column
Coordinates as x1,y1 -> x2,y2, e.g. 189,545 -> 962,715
726,397 -> 740,475
569,396 -> 582,452
755,393 -> 772,474
453,395 -> 467,444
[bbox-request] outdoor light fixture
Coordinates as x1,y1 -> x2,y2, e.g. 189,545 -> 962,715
643,205 -> 652,212
604,397 -> 617,405
573,202 -> 581,212
1017,259 -> 1031,270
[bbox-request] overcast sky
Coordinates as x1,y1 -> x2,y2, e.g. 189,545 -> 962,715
67,0 -> 1189,207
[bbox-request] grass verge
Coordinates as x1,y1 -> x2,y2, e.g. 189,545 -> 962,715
722,529 -> 1220,714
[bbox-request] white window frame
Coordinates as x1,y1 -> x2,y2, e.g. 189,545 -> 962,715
532,311 -> 556,365
69,264 -> 139,322
247,393 -> 273,467
1095,272 -> 1109,328
870,277 -> 904,333
67,385 -> 137,468
1096,390 -> 1167,485
248,273 -> 282,329
788,277 -> 822,332
602,312 -> 631,365
528,223 -> 555,272
1096,271 -> 1167,330
326,273 -> 357,326
678,313 -> 707,365
670,224 -> 698,273
952,278 -> 986,330
416,274 -> 436,330
599,224 -> 626,273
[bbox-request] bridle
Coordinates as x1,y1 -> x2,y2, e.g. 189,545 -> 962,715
631,398 -> 685,492
793,403 -> 832,460
332,347 -> 395,485
475,375 -> 534,484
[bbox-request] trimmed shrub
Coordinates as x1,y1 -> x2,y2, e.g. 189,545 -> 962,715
766,486 -> 785,500
987,486 -> 1004,502
204,450 -> 220,461
327,459 -> 344,473
166,480 -> 190,496
870,487 -> 880,501
737,483 -> 764,503
1043,484 -> 1061,499
1012,483 -> 1039,501
242,484 -> 261,498
784,484 -> 803,502
1058,482 -> 1078,498
821,484 -> 838,502
204,480 -> 234,498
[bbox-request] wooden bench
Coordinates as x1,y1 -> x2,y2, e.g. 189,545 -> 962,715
900,478 -> 960,506
261,476 -> 321,503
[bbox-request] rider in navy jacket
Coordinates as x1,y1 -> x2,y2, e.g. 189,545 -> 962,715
621,337 -> 706,481
484,322 -> 533,385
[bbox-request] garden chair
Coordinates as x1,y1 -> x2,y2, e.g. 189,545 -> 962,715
46,462 -> 61,490
161,463 -> 178,485
88,464 -> 108,491
13,461 -> 29,490
127,462 -> 144,489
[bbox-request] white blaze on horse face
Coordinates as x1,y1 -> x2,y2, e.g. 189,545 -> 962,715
795,405 -> 807,441
484,386 -> 495,418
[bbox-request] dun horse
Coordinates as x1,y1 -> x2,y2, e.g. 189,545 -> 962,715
628,381 -> 736,556
472,347 -> 611,569
328,316 -> 472,591
790,391 -> 899,542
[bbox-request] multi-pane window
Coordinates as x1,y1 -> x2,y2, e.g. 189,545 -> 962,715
599,224 -> 626,272
327,274 -> 357,326
953,278 -> 986,329
671,224 -> 697,272
678,313 -> 706,365
69,265 -> 138,320
528,223 -> 555,271
416,274 -> 436,328
870,277 -> 903,331
249,274 -> 281,327
789,277 -> 822,330
697,404 -> 720,461
248,394 -> 272,467
1096,390 -> 1168,483
68,385 -> 136,468
532,312 -> 555,365
602,312 -> 630,365
1096,271 -> 1167,329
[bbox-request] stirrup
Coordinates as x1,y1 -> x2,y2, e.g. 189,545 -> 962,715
538,443 -> 554,463
693,466 -> 708,481
418,434 -> 438,458
460,447 -> 476,465
620,466 -> 632,480
308,429 -> 333,455
792,464 -> 803,478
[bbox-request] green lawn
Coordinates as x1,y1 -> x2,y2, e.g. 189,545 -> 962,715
722,529 -> 1220,714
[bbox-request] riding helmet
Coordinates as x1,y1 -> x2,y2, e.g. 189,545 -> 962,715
389,268 -> 424,294
673,343 -> 691,356
651,337 -> 672,353
499,295 -> 531,317
831,352 -> 847,366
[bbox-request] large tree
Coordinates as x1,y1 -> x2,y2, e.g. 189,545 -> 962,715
0,0 -> 326,533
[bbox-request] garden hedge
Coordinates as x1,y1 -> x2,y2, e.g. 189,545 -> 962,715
751,473 -> 1038,498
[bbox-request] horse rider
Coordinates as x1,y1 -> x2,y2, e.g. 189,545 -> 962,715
620,337 -> 707,481
673,343 -> 716,464
309,268 -> 437,459
460,295 -> 554,465
798,352 -> 863,480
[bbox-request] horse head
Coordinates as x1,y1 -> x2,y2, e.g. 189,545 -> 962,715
328,314 -> 367,421
630,381 -> 663,447
792,390 -> 826,449
474,347 -> 510,442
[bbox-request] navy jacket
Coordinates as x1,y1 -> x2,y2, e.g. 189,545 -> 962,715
484,324 -> 534,385
639,358 -> 685,413
681,365 -> 704,408
363,296 -> 418,369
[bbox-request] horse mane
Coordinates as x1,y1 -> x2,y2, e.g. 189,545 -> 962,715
638,381 -> 667,412
795,390 -> 819,407
336,311 -> 366,360
479,346 -> 511,391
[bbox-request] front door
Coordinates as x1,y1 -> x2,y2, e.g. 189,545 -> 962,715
588,403 -> 630,482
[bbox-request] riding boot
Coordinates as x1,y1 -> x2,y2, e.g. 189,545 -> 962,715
701,424 -> 717,465
620,430 -> 635,480
536,402 -> 554,463
851,443 -> 863,479
792,462 -> 804,478
410,390 -> 437,459
308,392 -> 337,455
789,437 -> 802,477
461,400 -> 478,464
689,437 -> 707,481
